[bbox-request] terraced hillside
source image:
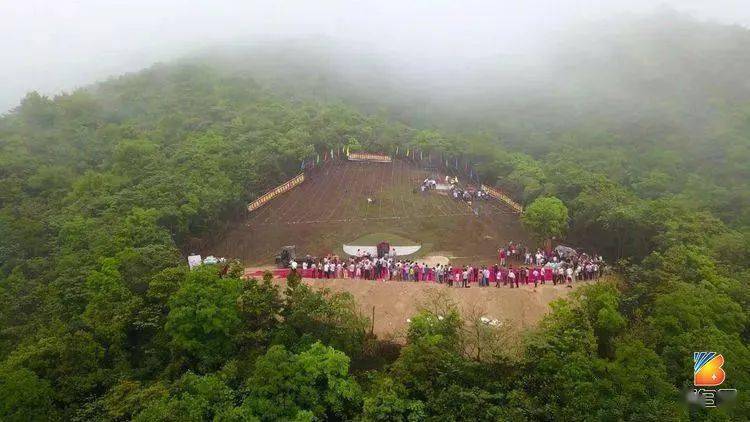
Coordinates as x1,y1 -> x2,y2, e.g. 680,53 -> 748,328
206,159 -> 528,265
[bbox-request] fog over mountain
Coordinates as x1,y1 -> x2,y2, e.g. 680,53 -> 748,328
186,11 -> 750,137
3,0 -> 750,114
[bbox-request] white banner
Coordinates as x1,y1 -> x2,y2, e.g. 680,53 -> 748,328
347,152 -> 392,162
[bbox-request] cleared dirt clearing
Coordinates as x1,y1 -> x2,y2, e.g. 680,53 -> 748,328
272,277 -> 591,340
206,159 -> 528,265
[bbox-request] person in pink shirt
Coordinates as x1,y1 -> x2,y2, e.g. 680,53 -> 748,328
544,267 -> 553,284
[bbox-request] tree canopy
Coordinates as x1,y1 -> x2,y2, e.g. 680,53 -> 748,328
521,196 -> 569,244
0,44 -> 748,420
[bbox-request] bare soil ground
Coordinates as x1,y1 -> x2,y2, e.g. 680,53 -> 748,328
273,277 -> 592,341
206,159 -> 528,266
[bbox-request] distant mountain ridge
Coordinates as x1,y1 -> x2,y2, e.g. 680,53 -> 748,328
181,12 -> 750,134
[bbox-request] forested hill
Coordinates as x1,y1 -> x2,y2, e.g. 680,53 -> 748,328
193,13 -> 750,228
0,14 -> 749,420
196,13 -> 750,131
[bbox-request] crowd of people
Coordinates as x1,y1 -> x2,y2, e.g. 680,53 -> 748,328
290,241 -> 604,288
450,185 -> 490,203
418,175 -> 490,205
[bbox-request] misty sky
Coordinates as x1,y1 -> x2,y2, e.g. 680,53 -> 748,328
2,0 -> 750,112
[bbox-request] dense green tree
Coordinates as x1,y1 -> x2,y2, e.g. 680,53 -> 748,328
165,267 -> 242,369
361,374 -> 426,421
521,196 -> 569,245
133,373 -> 236,422
4,328 -> 108,414
275,276 -> 369,357
235,277 -> 282,350
0,364 -> 55,421
240,342 -> 362,420
83,257 -> 142,348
